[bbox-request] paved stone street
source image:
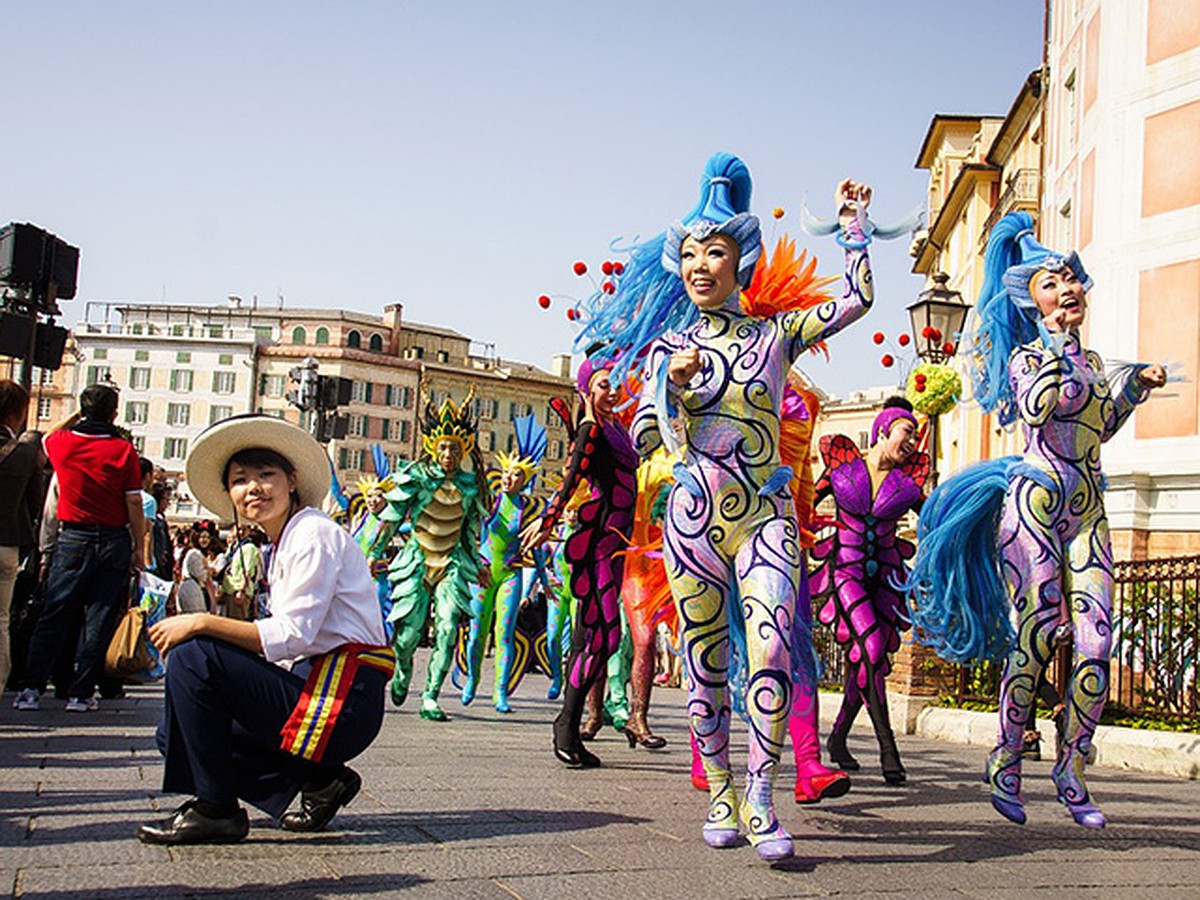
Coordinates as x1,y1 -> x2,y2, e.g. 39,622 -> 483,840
4,651 -> 1200,899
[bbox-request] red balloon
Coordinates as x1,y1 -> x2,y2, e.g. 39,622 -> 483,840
537,295 -> 551,309
943,341 -> 956,356
881,354 -> 894,368
602,281 -> 615,294
872,332 -> 885,345
601,261 -> 614,275
566,308 -> 577,321
915,383 -> 926,392
573,261 -> 587,276
915,372 -> 927,383
613,262 -> 625,274
898,333 -> 911,346
921,326 -> 935,339
930,328 -> 943,342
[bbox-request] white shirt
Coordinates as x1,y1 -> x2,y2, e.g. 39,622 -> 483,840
256,507 -> 387,664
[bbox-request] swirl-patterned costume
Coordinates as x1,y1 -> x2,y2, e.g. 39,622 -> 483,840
812,410 -> 928,784
617,154 -> 874,860
905,212 -> 1158,829
539,365 -> 638,767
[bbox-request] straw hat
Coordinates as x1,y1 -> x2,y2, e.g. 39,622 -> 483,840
185,414 -> 330,521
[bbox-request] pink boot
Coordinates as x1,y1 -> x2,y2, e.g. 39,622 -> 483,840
790,687 -> 850,804
689,730 -> 709,791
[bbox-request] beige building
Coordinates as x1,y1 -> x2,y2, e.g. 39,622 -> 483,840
1039,0 -> 1200,557
57,298 -> 573,521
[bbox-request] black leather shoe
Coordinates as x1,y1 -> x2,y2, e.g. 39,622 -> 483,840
137,800 -> 249,845
553,737 -> 601,769
280,767 -> 362,832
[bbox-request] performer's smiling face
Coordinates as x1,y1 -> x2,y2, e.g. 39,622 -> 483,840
500,467 -> 527,495
437,439 -> 463,473
365,489 -> 387,514
680,234 -> 739,309
1031,266 -> 1087,329
881,418 -> 918,466
226,460 -> 297,532
588,369 -> 619,420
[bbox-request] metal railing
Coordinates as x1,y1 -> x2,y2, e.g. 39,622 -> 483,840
979,168 -> 1040,248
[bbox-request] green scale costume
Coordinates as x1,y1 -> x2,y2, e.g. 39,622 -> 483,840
382,393 -> 488,721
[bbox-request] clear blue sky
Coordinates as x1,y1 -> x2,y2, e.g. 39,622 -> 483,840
5,1 -> 1044,398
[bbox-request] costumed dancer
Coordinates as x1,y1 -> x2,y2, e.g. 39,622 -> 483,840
542,505 -> 580,700
520,360 -> 637,769
686,253 -> 852,805
904,212 -> 1167,828
461,415 -> 547,713
382,391 -> 489,722
350,465 -> 399,639
585,152 -> 875,861
138,415 -> 391,844
812,397 -> 927,785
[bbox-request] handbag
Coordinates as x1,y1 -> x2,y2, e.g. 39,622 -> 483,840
105,606 -> 153,678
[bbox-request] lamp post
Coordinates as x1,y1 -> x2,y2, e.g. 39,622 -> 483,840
906,272 -> 970,486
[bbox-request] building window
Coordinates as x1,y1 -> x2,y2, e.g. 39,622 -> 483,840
171,324 -> 187,337
346,330 -> 361,349
126,402 -> 149,426
253,326 -> 273,341
85,366 -> 111,386
177,351 -> 191,364
436,350 -> 449,363
39,368 -> 55,385
350,448 -> 366,470
291,326 -> 306,344
218,353 -> 233,365
167,403 -> 190,427
549,439 -> 563,460
338,448 -> 348,468
858,431 -> 870,451
400,386 -> 412,409
37,398 -> 53,420
315,327 -> 330,345
399,420 -> 410,443
206,325 -> 223,339
164,437 -> 188,460
131,324 -> 143,335
93,348 -> 108,360
349,414 -> 367,438
351,381 -> 371,404
480,430 -> 495,452
369,334 -> 384,352
262,374 -> 286,397
380,419 -> 391,441
170,370 -> 194,392
210,404 -> 233,424
135,350 -> 150,362
131,435 -> 146,454
212,371 -> 237,394
129,367 -> 151,390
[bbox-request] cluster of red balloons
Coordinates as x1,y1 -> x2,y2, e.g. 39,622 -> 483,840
539,259 -> 629,321
921,325 -> 943,343
913,370 -> 928,393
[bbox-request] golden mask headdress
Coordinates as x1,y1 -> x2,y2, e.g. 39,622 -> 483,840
421,387 -> 478,458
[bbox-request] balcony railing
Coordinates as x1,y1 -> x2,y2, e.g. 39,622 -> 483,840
979,168 -> 1040,249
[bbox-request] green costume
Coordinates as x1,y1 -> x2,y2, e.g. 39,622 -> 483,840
382,393 -> 488,721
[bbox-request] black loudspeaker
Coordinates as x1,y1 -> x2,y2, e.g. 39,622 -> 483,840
33,324 -> 68,370
0,222 -> 79,301
0,223 -> 45,284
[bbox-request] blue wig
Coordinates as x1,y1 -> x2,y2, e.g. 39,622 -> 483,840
966,212 -> 1091,427
573,152 -> 760,388
900,457 -> 1018,664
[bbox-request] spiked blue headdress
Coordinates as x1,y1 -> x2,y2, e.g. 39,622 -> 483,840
573,152 -> 761,388
966,212 -> 1093,427
496,414 -> 547,492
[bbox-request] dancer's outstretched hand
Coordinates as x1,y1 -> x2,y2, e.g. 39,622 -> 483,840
519,516 -> 550,556
1138,364 -> 1167,389
836,178 -> 872,217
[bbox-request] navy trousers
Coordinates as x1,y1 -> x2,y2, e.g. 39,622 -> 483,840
23,526 -> 131,699
157,637 -> 386,818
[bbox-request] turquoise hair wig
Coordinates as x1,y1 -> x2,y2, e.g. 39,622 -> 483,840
573,152 -> 760,387
900,456 -> 1018,664
966,212 -> 1092,427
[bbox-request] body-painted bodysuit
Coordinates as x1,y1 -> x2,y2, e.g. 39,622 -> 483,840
988,332 -> 1148,814
351,509 -> 398,640
633,237 -> 872,847
812,434 -> 928,776
382,463 -> 486,714
462,491 -> 532,711
540,419 -> 638,754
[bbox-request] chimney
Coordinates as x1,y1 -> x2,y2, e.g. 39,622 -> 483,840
551,353 -> 572,380
227,295 -> 243,309
383,303 -> 403,356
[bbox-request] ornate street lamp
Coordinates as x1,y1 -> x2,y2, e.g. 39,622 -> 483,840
906,273 -> 969,487
907,272 -> 970,364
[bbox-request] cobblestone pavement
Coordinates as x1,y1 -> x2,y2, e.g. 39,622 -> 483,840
3,651 -> 1200,899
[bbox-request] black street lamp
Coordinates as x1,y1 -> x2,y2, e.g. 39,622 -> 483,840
907,272 -> 970,364
906,273 -> 970,487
